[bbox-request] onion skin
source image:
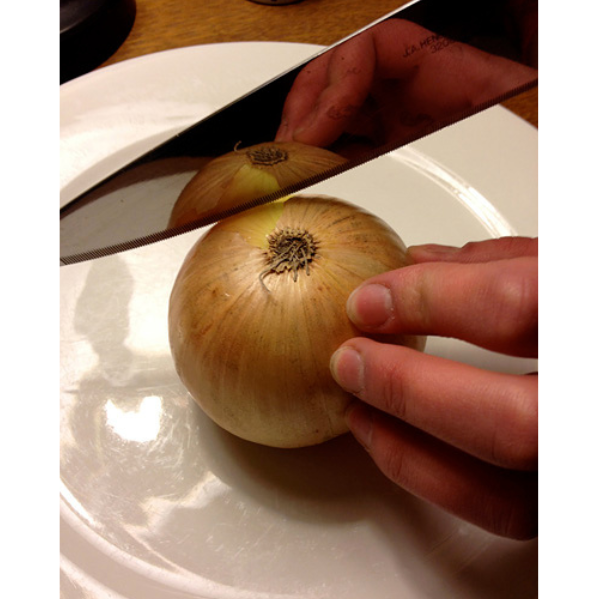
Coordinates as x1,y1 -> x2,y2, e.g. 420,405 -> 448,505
168,141 -> 347,228
168,195 -> 425,448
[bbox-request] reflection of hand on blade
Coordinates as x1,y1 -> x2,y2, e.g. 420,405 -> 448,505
276,18 -> 537,156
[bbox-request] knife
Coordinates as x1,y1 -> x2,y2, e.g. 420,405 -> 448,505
60,0 -> 537,265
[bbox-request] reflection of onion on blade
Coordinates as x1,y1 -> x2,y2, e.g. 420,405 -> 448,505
168,195 -> 426,448
167,141 -> 347,228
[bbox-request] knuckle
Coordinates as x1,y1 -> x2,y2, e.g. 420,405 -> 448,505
491,261 -> 538,348
365,409 -> 418,492
459,239 -> 486,259
388,266 -> 433,333
377,442 -> 409,488
375,354 -> 411,422
492,377 -> 538,470
460,237 -> 538,262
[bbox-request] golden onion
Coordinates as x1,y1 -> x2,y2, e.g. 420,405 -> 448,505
168,141 -> 348,228
169,195 -> 426,448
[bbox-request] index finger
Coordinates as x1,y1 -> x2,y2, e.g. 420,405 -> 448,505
277,35 -> 377,147
347,256 -> 538,358
275,52 -> 331,143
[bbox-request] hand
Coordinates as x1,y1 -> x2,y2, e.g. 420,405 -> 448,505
329,237 -> 538,539
276,19 -> 537,154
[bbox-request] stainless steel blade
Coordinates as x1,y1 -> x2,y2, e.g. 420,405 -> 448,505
60,0 -> 537,265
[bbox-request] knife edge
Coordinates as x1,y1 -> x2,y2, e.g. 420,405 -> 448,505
60,74 -> 537,266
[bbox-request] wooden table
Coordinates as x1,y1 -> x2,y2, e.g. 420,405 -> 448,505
101,0 -> 537,129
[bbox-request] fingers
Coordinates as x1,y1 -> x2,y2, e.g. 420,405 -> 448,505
408,236 -> 538,264
276,16 -> 536,150
345,253 -> 538,358
330,339 -> 538,471
277,33 -> 377,147
345,402 -> 538,540
275,53 -> 330,143
275,20 -> 422,147
329,236 -> 539,538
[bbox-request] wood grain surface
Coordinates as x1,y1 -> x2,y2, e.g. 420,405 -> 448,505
100,0 -> 537,127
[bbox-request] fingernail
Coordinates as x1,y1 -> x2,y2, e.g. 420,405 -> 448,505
330,346 -> 364,394
345,402 -> 373,450
346,284 -> 393,328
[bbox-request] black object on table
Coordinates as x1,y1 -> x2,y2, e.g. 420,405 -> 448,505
60,0 -> 136,84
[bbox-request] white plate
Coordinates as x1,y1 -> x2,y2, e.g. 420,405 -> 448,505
60,42 -> 538,599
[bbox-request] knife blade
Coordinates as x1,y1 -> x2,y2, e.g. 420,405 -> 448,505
60,0 -> 537,265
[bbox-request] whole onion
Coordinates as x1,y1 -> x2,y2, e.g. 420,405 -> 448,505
169,195 -> 426,448
168,141 -> 347,228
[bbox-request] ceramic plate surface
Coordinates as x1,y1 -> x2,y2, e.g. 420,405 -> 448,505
60,42 -> 538,599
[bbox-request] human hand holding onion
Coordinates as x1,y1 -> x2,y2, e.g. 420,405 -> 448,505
167,142 -> 537,540
330,237 -> 538,539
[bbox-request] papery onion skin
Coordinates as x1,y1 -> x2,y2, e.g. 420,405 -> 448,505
168,141 -> 347,228
168,195 -> 426,448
